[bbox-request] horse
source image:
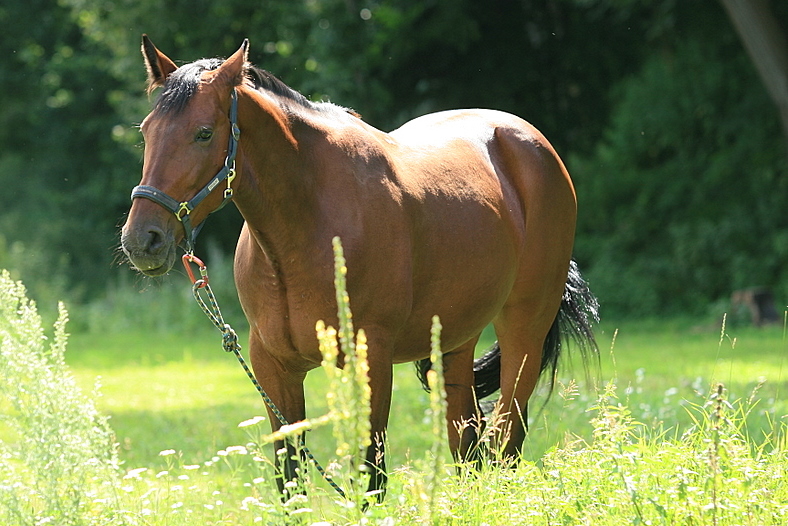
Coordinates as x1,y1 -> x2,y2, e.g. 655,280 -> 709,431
120,36 -> 598,500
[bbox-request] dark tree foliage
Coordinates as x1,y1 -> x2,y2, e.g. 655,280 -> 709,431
0,0 -> 137,303
572,0 -> 788,316
0,0 -> 785,318
303,0 -> 651,154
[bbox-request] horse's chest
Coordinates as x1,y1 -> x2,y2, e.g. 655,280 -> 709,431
244,281 -> 335,368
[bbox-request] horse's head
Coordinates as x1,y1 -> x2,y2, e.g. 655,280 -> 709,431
121,35 -> 247,276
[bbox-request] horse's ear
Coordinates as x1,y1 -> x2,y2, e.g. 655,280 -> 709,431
141,34 -> 178,94
208,39 -> 249,88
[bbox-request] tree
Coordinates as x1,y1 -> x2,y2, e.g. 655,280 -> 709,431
719,0 -> 788,152
572,1 -> 788,316
0,0 -> 137,304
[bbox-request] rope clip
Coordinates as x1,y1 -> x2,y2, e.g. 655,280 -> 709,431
182,253 -> 209,289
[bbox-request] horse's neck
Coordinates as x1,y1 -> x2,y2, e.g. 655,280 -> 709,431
232,98 -> 322,265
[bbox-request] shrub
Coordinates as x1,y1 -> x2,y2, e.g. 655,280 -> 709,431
0,269 -> 120,525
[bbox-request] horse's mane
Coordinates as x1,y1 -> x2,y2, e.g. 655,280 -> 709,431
153,57 -> 352,117
245,65 -> 318,111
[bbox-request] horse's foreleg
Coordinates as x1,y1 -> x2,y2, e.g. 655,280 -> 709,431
248,335 -> 308,498
443,336 -> 482,464
363,347 -> 393,502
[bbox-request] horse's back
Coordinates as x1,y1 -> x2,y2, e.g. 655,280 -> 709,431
388,107 -> 576,249
389,108 -> 536,150
388,108 -> 574,211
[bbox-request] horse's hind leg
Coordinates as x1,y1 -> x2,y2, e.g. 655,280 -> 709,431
492,227 -> 572,457
490,126 -> 577,457
443,335 -> 483,463
493,299 -> 562,458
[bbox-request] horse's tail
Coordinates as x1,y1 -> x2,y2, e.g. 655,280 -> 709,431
415,260 -> 599,398
537,259 -> 600,390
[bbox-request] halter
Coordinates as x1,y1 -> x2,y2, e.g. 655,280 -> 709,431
131,88 -> 240,253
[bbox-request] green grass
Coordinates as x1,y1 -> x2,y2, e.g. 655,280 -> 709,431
4,262 -> 788,524
65,317 -> 788,524
66,329 -> 444,471
64,314 -> 788,473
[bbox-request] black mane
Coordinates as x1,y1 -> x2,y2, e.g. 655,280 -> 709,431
245,65 -> 318,111
153,57 -> 328,115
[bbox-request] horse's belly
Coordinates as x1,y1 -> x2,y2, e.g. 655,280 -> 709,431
392,207 -> 518,362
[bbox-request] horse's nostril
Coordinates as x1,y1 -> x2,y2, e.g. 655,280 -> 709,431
146,226 -> 167,255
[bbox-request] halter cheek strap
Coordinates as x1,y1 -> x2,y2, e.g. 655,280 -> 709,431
131,88 -> 240,253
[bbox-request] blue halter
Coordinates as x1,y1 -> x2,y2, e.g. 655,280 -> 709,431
131,88 -> 240,253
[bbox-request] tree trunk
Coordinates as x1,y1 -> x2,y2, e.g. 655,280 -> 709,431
719,0 -> 788,153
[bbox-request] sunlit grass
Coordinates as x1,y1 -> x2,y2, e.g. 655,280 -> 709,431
5,252 -> 788,523
66,309 -> 788,479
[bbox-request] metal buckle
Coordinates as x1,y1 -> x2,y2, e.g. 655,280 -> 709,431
176,202 -> 191,221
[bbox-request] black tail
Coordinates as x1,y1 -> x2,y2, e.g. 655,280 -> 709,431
415,260 -> 599,398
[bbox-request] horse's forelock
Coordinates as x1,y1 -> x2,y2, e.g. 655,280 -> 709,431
153,58 -> 223,114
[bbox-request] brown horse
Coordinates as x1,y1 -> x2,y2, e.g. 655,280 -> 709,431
121,36 -> 598,499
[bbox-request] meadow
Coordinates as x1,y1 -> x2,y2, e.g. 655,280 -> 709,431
66,313 -> 788,475
2,264 -> 788,524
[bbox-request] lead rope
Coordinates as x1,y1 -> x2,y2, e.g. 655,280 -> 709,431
182,254 -> 347,500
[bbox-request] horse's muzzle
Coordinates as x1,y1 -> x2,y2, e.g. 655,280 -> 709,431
121,223 -> 177,276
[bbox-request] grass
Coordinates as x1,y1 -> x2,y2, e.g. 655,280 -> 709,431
65,320 -> 788,470
71,318 -> 788,522
3,256 -> 788,524
66,329 -> 443,471
65,316 -> 788,521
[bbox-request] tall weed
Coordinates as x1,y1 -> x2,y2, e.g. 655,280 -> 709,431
0,270 -> 120,525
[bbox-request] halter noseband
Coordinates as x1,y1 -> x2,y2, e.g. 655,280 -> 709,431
131,88 -> 240,253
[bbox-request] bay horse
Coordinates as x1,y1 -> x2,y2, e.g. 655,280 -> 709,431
120,36 -> 598,499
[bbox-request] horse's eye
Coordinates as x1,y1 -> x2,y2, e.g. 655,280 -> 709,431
195,127 -> 213,142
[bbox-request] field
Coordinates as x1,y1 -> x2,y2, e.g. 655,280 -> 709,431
66,317 -> 788,471
2,268 -> 788,524
67,316 -> 788,524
